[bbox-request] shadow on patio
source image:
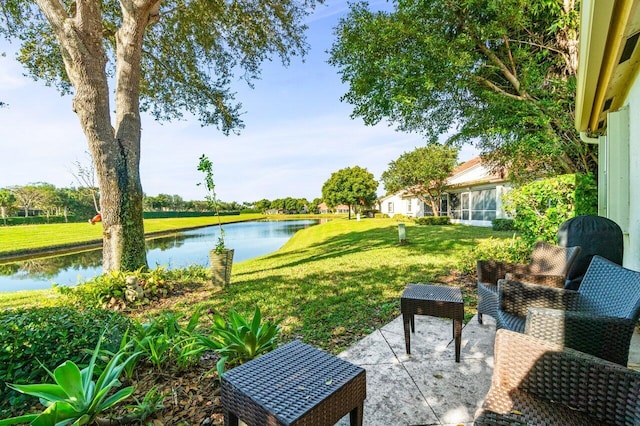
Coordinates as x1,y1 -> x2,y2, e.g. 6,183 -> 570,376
336,314 -> 640,426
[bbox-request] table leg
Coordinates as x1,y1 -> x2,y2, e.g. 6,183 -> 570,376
349,403 -> 364,426
454,318 -> 462,363
402,312 -> 411,354
224,410 -> 239,426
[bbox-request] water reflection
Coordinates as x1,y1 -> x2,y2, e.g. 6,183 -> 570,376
0,219 -> 318,292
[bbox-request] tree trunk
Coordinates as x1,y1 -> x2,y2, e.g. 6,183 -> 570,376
37,0 -> 149,272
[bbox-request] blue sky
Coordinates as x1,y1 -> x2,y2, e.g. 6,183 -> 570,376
0,0 -> 477,203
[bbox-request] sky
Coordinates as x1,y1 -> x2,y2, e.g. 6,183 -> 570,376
0,0 -> 477,203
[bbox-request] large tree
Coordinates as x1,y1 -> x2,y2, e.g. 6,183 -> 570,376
381,144 -> 458,216
322,166 -> 378,219
329,0 -> 595,182
1,0 -> 318,271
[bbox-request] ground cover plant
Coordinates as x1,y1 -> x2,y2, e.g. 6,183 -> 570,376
0,307 -> 131,417
0,218 -> 520,423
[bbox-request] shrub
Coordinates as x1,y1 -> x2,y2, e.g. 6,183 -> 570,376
374,213 -> 388,219
199,307 -> 280,378
55,266 -> 208,310
491,218 -> 516,231
128,310 -> 204,371
502,173 -> 597,244
3,338 -> 139,426
414,216 -> 451,225
0,307 -> 131,416
392,214 -> 410,221
458,237 -> 532,274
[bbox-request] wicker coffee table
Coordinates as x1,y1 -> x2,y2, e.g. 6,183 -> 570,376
401,284 -> 464,362
221,340 -> 367,426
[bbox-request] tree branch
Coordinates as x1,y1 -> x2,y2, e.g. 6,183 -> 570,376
471,75 -> 530,101
34,0 -> 67,31
503,35 -> 517,75
476,42 -> 533,100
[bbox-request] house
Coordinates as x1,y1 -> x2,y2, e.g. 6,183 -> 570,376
575,1 -> 640,270
317,202 -> 352,215
443,157 -> 511,226
378,157 -> 511,226
378,190 -> 428,218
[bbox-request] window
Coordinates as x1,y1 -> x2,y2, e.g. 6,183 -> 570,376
471,189 -> 497,220
440,195 -> 448,216
388,202 -> 394,213
461,193 -> 469,220
449,194 -> 460,219
406,200 -> 412,212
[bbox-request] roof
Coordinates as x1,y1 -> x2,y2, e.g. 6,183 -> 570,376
451,157 -> 482,175
575,0 -> 640,134
446,157 -> 506,188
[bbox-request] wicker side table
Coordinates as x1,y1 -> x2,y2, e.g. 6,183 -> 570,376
401,284 -> 464,362
221,340 -> 366,426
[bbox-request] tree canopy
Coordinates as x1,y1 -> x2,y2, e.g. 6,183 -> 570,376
329,0 -> 595,182
321,166 -> 378,219
381,144 -> 458,216
0,0 -> 319,271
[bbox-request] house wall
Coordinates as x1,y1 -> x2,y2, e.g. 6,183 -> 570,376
379,193 -> 426,217
606,74 -> 640,270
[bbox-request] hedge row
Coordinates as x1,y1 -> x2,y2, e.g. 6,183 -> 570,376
414,216 -> 451,225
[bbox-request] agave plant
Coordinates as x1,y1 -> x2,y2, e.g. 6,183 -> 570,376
199,306 -> 280,378
0,337 -> 139,426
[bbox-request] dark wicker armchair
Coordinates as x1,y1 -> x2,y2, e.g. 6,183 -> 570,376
496,255 -> 640,366
474,329 -> 640,425
476,241 -> 581,324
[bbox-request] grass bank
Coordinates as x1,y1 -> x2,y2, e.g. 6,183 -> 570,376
0,214 -> 266,258
0,219 -> 513,352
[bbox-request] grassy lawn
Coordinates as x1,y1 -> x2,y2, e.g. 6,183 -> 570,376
0,214 -> 265,256
0,218 -> 512,352
147,218 -> 510,352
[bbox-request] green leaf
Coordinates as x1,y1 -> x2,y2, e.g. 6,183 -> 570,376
54,361 -> 85,406
97,386 -> 134,411
216,356 -> 229,380
0,414 -> 39,425
7,383 -> 68,402
250,307 -> 262,334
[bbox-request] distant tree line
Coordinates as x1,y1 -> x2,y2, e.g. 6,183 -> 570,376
0,183 -> 324,225
254,197 -> 321,214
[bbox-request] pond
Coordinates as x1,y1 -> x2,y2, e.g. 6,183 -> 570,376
0,219 -> 319,292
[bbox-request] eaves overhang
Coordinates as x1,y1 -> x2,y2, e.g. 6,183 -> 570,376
576,0 -> 640,135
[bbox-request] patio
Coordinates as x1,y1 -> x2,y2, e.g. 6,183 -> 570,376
335,313 -> 640,426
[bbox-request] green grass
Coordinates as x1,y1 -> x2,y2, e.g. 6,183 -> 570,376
0,218 -> 514,353
187,219 -> 511,352
0,214 -> 265,256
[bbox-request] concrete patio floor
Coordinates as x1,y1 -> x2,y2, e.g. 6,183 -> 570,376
336,314 -> 640,426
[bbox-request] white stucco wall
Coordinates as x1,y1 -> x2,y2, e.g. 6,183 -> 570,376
622,74 -> 640,270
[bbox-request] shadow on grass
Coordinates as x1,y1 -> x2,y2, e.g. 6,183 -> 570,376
196,222 -> 507,353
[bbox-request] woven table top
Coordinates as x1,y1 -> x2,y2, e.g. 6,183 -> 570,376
222,340 -> 365,424
402,284 -> 463,304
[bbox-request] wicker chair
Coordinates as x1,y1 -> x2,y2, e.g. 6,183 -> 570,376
496,255 -> 640,366
474,329 -> 640,425
476,241 -> 581,324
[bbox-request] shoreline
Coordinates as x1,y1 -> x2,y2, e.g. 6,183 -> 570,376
0,219 -> 257,264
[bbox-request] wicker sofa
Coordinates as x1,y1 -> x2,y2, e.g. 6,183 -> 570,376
474,329 -> 640,425
496,255 -> 640,366
477,241 -> 581,324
